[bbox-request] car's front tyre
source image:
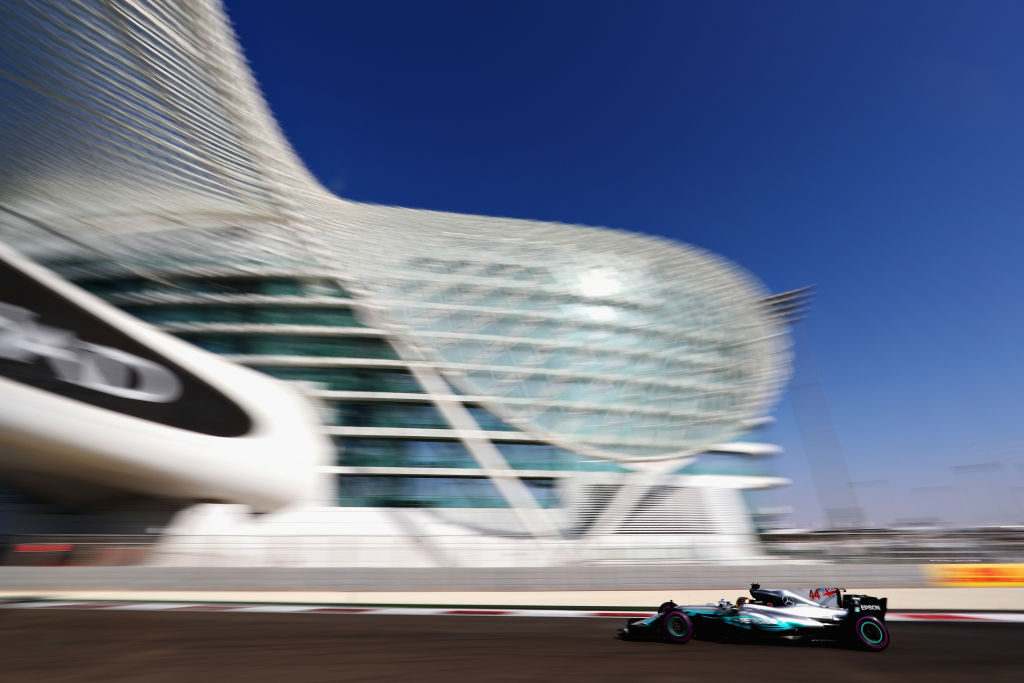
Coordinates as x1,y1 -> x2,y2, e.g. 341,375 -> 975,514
660,610 -> 694,644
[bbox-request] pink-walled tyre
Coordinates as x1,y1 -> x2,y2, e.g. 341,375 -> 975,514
851,616 -> 889,651
660,610 -> 694,644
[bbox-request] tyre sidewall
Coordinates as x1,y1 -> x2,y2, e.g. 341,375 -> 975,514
660,610 -> 694,644
851,615 -> 889,651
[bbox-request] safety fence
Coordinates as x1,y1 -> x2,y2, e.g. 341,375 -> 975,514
4,528 -> 1024,567
760,527 -> 1024,565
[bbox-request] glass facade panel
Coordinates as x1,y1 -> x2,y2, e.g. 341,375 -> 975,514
336,475 -> 559,508
77,277 -> 149,295
253,307 -> 363,326
81,276 -> 351,297
123,304 -> 364,327
251,367 -> 424,393
334,402 -> 447,429
336,438 -> 629,472
176,333 -> 399,359
328,402 -> 516,430
464,407 -> 517,431
338,439 -> 471,468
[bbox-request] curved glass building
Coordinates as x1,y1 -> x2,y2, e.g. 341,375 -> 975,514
0,0 -> 796,564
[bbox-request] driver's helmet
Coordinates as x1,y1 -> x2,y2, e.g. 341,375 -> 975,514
736,597 -> 748,606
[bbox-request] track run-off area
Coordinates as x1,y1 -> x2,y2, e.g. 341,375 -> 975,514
2,602 -> 1023,682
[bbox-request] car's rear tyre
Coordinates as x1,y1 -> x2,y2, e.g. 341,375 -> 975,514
850,616 -> 889,651
659,610 -> 694,644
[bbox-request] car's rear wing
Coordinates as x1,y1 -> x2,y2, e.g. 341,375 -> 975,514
801,587 -> 888,617
843,594 -> 888,619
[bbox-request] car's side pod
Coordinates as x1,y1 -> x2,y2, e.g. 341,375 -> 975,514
843,594 -> 888,620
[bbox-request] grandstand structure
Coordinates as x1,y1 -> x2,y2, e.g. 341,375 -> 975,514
0,0 -> 795,565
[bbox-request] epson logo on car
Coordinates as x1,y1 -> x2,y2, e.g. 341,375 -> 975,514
861,604 -> 881,611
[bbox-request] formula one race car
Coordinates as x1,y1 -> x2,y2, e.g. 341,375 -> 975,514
616,583 -> 889,651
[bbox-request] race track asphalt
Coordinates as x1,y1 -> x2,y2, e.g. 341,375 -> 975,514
1,610 -> 1021,682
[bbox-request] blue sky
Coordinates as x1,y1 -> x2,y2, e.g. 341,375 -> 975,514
223,0 -> 1024,527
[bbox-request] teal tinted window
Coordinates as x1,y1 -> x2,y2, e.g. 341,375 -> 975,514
334,402 -> 447,429
335,438 -> 628,472
177,333 -> 399,359
493,443 -> 628,472
252,367 -> 423,392
329,403 -> 516,430
80,276 -> 351,297
176,333 -> 245,354
338,439 -> 473,468
123,304 -> 364,327
336,475 -> 559,508
125,305 -> 248,324
251,307 -> 362,326
249,336 -> 397,358
78,277 -> 149,295
464,407 -> 516,431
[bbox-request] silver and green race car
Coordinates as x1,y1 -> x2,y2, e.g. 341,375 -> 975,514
616,583 -> 889,651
